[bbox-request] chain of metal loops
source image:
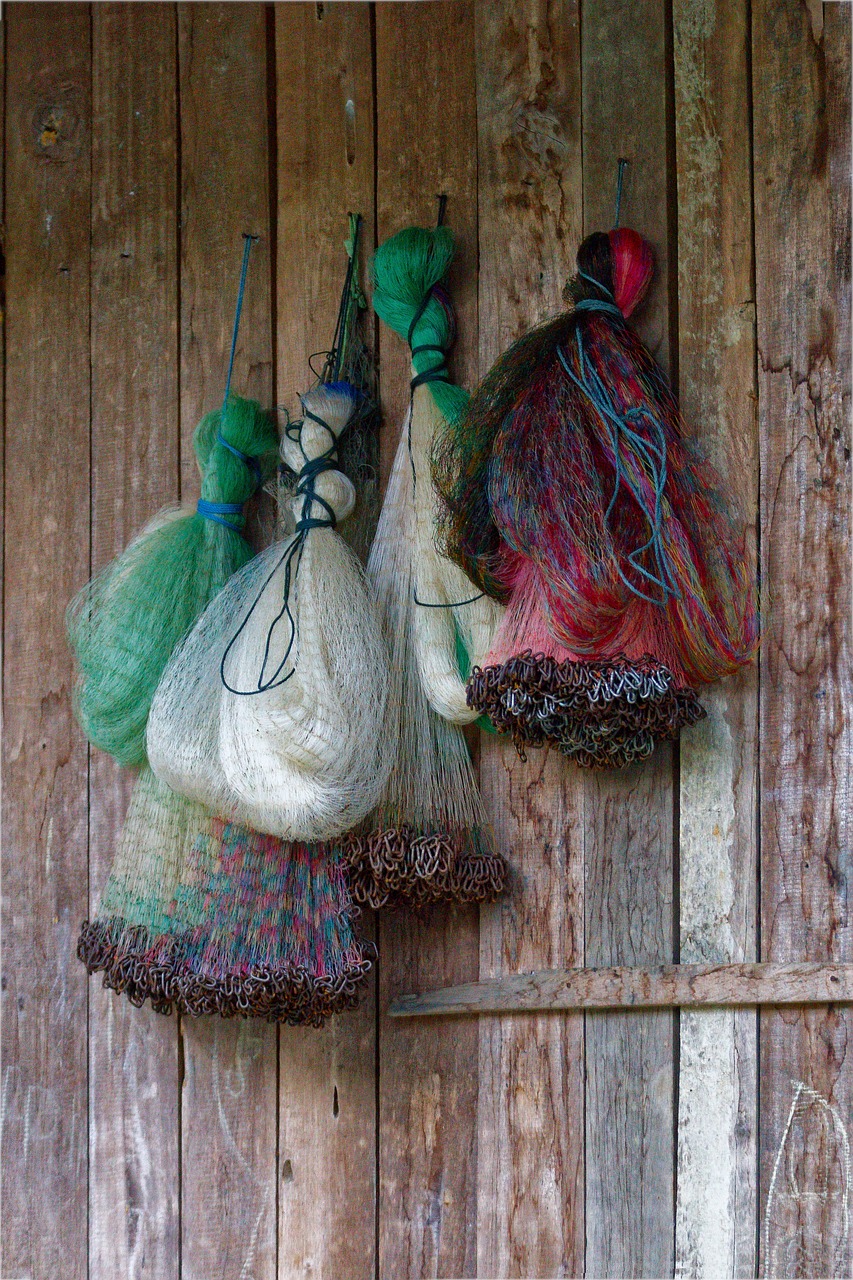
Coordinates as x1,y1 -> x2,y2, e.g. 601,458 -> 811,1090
77,921 -> 375,1026
468,652 -> 705,768
341,827 -> 507,909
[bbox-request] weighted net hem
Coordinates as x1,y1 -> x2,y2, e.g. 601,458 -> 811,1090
342,826 -> 507,909
468,651 -> 705,768
78,919 -> 375,1025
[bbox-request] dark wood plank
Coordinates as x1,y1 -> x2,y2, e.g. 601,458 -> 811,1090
752,2 -> 852,1275
1,6 -> 92,1278
273,6 -> 378,1277
672,0 -> 759,1272
473,2 -> 585,1274
374,5 -> 480,1275
87,7 -> 181,1278
581,3 -> 677,1276
177,7 -> 278,1279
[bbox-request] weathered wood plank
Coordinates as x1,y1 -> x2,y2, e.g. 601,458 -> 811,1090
390,963 -> 853,1016
753,2 -> 852,1276
274,7 -> 378,1278
582,3 -> 677,1276
88,7 -> 181,1279
374,5 -> 480,1275
672,0 -> 759,1274
1,6 -> 91,1278
473,3 -> 585,1275
177,7 -> 277,1279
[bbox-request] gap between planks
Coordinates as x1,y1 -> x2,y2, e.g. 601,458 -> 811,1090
389,963 -> 853,1016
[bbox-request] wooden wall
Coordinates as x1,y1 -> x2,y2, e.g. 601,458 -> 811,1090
1,3 -> 850,1277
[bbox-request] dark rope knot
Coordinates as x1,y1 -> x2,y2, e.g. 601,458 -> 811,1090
407,283 -> 454,390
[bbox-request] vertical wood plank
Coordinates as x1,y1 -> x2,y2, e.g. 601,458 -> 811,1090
274,7 -> 378,1278
753,3 -> 852,1276
177,8 -> 277,1279
374,5 -> 480,1275
1,6 -> 91,1278
473,3 -> 585,1275
672,1 -> 759,1274
88,8 -> 181,1279
582,3 -> 677,1276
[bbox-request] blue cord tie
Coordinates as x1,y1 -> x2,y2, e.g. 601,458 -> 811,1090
196,499 -> 245,530
215,432 -> 263,488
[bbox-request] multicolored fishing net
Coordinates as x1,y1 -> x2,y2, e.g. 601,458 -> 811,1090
434,226 -> 757,767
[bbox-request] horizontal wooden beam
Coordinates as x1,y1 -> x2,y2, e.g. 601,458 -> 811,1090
388,963 -> 853,1018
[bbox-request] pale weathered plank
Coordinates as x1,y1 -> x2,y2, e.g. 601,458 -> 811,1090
1,5 -> 91,1278
87,8 -> 181,1279
582,3 -> 677,1276
274,6 -> 378,1277
473,2 -> 585,1275
177,7 -> 278,1279
672,0 -> 760,1274
374,5 -> 480,1275
391,963 -> 853,1016
752,3 -> 852,1276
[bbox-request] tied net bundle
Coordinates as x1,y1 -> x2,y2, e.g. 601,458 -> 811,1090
434,226 -> 758,768
370,224 -> 503,725
77,767 -> 374,1025
147,381 -> 392,842
73,238 -> 376,1018
67,396 -> 279,767
346,383 -> 506,909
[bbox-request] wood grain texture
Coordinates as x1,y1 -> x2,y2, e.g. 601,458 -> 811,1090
581,4 -> 677,1276
753,2 -> 852,1276
88,7 -> 180,1279
392,963 -> 853,1016
177,8 -> 278,1280
1,6 -> 91,1279
374,7 -> 480,1274
672,0 -> 759,1274
473,3 -> 585,1275
274,7 -> 378,1277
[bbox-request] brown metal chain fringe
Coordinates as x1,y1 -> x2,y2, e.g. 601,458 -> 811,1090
78,919 -> 376,1025
468,651 -> 705,767
342,827 -> 507,909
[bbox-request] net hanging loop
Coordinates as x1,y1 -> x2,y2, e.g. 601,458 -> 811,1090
614,158 -> 629,228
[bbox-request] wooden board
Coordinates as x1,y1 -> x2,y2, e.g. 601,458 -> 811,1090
391,963 -> 853,1015
581,3 -> 677,1276
374,6 -> 480,1275
274,7 -> 378,1277
473,3 -> 585,1275
752,2 -> 853,1276
1,6 -> 91,1278
671,0 -> 759,1273
88,7 -> 181,1278
176,8 -> 278,1280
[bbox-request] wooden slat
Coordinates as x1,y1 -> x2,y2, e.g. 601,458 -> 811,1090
581,5 -> 677,1275
390,963 -> 853,1016
672,0 -> 759,1274
177,8 -> 277,1279
752,3 -> 852,1276
88,7 -> 180,1278
374,6 -> 480,1275
1,6 -> 91,1278
473,2 -> 585,1275
273,7 -> 378,1277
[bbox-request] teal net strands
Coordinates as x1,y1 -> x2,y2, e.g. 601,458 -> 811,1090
67,396 -> 278,768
